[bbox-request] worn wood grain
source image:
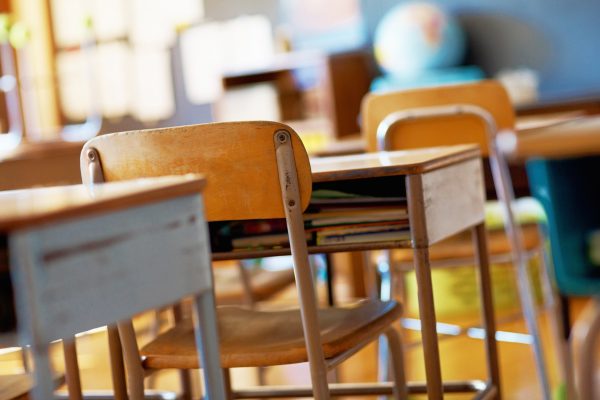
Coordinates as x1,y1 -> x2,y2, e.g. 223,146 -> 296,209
0,374 -> 31,400
419,158 -> 486,246
10,194 -> 212,344
140,300 -> 402,369
80,121 -> 312,221
310,144 -> 480,182
0,176 -> 205,232
511,115 -> 600,159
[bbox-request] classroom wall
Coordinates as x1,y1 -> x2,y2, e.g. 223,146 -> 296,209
359,0 -> 600,99
203,0 -> 280,23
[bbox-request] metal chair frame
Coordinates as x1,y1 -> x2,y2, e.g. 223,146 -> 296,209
375,103 -> 559,399
82,124 -> 409,400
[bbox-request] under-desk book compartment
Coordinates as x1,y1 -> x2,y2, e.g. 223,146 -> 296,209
211,175 -> 410,259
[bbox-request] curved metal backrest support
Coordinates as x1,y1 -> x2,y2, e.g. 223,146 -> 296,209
61,114 -> 102,142
376,104 -> 499,153
363,80 -> 515,155
370,85 -> 553,398
374,98 -> 525,281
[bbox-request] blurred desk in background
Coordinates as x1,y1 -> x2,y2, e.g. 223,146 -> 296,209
516,94 -> 600,118
505,115 -> 600,295
510,116 -> 600,160
0,141 -> 83,190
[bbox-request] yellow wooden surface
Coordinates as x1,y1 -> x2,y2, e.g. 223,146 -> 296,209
362,80 -> 515,155
140,300 -> 401,369
512,115 -> 600,159
310,144 -> 479,182
81,122 -> 312,222
0,176 -> 205,231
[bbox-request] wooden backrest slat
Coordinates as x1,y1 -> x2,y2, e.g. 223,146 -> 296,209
362,80 -> 515,155
80,122 -> 312,221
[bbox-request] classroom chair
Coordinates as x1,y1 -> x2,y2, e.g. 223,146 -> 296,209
80,121 -> 407,399
0,374 -> 31,400
362,80 -> 562,399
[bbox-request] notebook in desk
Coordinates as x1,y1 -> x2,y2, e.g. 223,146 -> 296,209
210,188 -> 409,252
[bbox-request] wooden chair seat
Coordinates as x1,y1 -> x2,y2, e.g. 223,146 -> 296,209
392,224 -> 542,263
0,374 -> 32,400
0,371 -> 65,400
140,299 -> 401,369
214,265 -> 295,305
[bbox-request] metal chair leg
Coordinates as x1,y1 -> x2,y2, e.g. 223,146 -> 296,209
384,328 -> 408,400
537,233 -> 577,400
63,337 -> 83,400
377,250 -> 393,387
324,253 -> 336,307
223,368 -> 234,400
513,242 -> 551,398
472,223 -> 501,398
490,146 -> 552,399
106,325 -> 128,400
117,321 -> 146,400
170,303 -> 194,399
572,298 -> 600,400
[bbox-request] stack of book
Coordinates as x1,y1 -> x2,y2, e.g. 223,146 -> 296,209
305,189 -> 409,245
209,188 -> 409,252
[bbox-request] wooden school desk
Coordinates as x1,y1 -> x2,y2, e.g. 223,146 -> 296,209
0,176 -> 226,400
214,144 -> 499,399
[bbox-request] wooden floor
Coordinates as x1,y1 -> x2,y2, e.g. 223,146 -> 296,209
0,260 -> 589,399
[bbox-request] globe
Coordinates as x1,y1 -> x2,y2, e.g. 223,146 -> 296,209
374,2 -> 466,77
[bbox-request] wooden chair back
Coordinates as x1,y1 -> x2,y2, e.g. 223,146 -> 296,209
362,80 -> 515,155
80,121 -> 312,221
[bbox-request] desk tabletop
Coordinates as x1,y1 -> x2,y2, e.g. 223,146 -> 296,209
0,175 -> 205,231
310,144 -> 480,182
510,116 -> 600,159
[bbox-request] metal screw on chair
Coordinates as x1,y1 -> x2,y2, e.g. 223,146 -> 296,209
277,131 -> 288,143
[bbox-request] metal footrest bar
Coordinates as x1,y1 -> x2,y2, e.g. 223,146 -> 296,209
231,380 -> 490,398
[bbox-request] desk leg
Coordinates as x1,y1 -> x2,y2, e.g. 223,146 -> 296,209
472,223 -> 500,398
107,324 -> 128,400
30,344 -> 55,400
407,174 -> 442,399
573,298 -> 600,400
192,290 -> 227,400
63,337 -> 83,400
412,245 -> 443,399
